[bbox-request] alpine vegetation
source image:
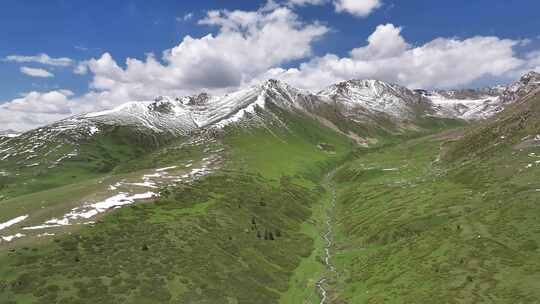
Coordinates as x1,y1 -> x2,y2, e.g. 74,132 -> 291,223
1,1 -> 540,303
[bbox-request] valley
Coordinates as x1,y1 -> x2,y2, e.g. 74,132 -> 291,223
0,73 -> 539,303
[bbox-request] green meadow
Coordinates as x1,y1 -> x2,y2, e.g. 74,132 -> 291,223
1,105 -> 539,303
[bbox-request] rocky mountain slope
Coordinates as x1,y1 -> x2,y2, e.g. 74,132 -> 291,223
318,79 -> 432,119
421,71 -> 540,120
443,77 -> 540,162
2,72 -> 539,172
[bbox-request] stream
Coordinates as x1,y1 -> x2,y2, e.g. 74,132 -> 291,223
316,185 -> 338,304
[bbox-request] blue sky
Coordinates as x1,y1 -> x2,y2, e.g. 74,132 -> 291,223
1,0 -> 540,130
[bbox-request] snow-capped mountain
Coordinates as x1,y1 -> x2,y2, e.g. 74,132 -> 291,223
424,71 -> 540,120
500,71 -> 540,103
0,80 -> 307,168
2,72 -> 539,169
76,79 -> 306,134
15,72 -> 540,141
425,91 -> 501,120
318,79 -> 431,120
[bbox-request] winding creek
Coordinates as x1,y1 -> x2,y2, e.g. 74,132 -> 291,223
316,185 -> 338,304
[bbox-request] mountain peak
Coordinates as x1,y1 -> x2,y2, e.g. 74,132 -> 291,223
520,71 -> 540,84
260,78 -> 300,93
149,96 -> 182,114
264,78 -> 285,86
177,92 -> 212,106
334,79 -> 385,88
501,71 -> 540,101
324,79 -> 408,97
257,79 -> 308,103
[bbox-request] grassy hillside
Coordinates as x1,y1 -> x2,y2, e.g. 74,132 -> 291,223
0,109 -> 355,304
443,91 -> 540,162
0,126 -> 177,201
0,99 -> 497,303
328,130 -> 540,303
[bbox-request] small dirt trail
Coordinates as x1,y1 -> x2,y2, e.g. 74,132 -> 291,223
316,174 -> 338,304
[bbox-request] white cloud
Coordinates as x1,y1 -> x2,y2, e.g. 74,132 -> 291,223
284,0 -> 381,17
257,23 -> 527,90
523,50 -> 540,73
20,67 -> 54,78
286,0 -> 327,6
0,110 -> 68,132
73,61 -> 89,75
75,5 -> 327,101
74,45 -> 89,51
0,90 -> 75,130
177,12 -> 193,22
4,53 -> 73,66
334,0 -> 382,17
2,90 -> 74,114
350,24 -> 408,60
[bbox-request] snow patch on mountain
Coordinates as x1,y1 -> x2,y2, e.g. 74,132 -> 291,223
3,72 -> 540,170
0,215 -> 29,231
1,233 -> 26,242
428,92 -> 502,120
84,98 -> 196,134
70,80 -> 302,136
318,79 -> 424,119
424,71 -> 540,120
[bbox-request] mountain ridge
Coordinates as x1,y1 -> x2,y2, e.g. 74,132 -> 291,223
2,72 -> 539,172
9,71 -> 540,138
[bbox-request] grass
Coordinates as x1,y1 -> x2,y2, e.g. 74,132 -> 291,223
2,99 -> 529,303
223,105 -> 354,183
0,169 -> 327,303
328,133 -> 540,303
0,172 -> 321,304
279,180 -> 334,304
0,126 -> 184,201
0,109 -> 355,304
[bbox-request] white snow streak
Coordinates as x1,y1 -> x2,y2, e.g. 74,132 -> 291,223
0,215 -> 29,231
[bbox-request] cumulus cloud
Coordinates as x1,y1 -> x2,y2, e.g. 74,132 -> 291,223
73,61 -> 89,75
74,5 -> 327,100
4,53 -> 73,66
20,67 -> 54,78
334,0 -> 382,17
285,0 -> 382,17
0,110 -> 69,132
350,24 -> 408,60
2,90 -> 74,114
258,23 -> 527,90
0,90 -> 75,130
523,50 -> 540,73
